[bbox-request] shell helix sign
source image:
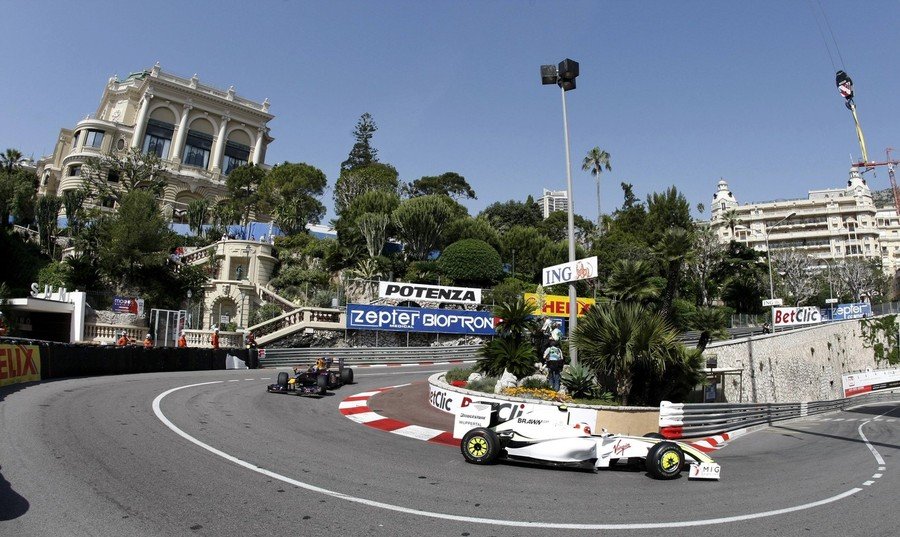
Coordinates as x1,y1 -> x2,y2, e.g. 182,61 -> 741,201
523,293 -> 595,318
0,344 -> 41,387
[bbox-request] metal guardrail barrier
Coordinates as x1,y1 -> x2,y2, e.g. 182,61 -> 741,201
259,345 -> 482,367
659,389 -> 900,439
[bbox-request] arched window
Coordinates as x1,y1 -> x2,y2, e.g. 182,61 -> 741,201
143,107 -> 176,158
224,129 -> 251,174
183,118 -> 214,169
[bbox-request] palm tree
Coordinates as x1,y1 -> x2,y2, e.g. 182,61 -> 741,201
476,297 -> 540,379
605,259 -> 661,304
581,147 -> 612,232
187,199 -> 210,237
721,209 -> 742,236
572,302 -> 680,405
1,148 -> 25,174
654,227 -> 694,321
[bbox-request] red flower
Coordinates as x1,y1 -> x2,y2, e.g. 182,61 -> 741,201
450,380 -> 468,388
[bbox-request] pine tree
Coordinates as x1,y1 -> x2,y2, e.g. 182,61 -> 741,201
341,113 -> 379,171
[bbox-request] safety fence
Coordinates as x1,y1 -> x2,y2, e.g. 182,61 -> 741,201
658,389 -> 900,439
259,344 -> 481,368
0,337 -> 257,389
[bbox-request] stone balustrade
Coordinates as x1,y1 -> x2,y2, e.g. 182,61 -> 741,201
83,323 -> 147,344
183,329 -> 244,348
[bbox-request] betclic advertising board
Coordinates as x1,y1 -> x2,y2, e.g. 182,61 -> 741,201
772,307 -> 822,328
842,368 -> 900,397
346,304 -> 496,335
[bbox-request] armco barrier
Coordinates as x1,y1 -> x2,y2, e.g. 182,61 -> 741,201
260,345 -> 480,367
659,389 -> 900,439
0,337 -> 255,383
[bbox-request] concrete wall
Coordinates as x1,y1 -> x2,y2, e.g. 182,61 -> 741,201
705,319 -> 884,404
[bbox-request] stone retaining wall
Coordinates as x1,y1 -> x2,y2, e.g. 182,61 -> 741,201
705,319 -> 884,403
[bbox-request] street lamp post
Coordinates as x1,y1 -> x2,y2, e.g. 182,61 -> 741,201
541,58 -> 580,364
764,211 -> 796,330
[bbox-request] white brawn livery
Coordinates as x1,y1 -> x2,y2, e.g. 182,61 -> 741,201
455,404 -> 721,481
378,282 -> 482,305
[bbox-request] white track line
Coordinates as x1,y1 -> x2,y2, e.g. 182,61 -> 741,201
151,381 -> 879,529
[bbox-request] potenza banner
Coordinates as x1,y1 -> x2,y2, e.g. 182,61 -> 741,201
772,306 -> 822,327
842,368 -> 900,397
0,344 -> 41,387
346,304 -> 496,335
542,256 -> 598,286
377,282 -> 481,305
523,293 -> 595,317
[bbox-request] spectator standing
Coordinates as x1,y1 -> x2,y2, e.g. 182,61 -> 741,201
143,333 -> 153,348
543,343 -> 563,391
211,328 -> 220,349
116,331 -> 129,346
177,331 -> 187,348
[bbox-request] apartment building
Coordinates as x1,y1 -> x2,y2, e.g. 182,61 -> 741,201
537,188 -> 569,219
710,167 -> 900,275
36,63 -> 274,222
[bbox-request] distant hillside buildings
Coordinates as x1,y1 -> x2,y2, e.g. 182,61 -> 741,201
537,188 -> 568,219
710,167 -> 900,275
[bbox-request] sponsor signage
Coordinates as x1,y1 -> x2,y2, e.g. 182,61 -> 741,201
523,293 -> 595,317
830,302 -> 872,321
542,256 -> 598,287
842,368 -> 900,397
772,306 -> 821,327
0,344 -> 41,387
112,296 -> 145,316
453,403 -> 492,439
429,384 -> 597,427
346,304 -> 496,335
377,282 -> 481,305
762,298 -> 783,307
825,298 -> 839,304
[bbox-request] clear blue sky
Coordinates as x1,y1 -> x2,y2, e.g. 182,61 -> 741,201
2,1 -> 898,222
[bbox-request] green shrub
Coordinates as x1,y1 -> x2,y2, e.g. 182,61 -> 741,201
444,366 -> 475,383
520,376 -> 550,390
562,363 -> 598,399
251,303 -> 283,326
438,238 -> 503,286
466,377 -> 497,393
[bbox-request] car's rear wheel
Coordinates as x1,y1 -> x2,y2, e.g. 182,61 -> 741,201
316,374 -> 328,395
645,441 -> 684,479
277,372 -> 289,388
341,367 -> 354,385
461,428 -> 501,464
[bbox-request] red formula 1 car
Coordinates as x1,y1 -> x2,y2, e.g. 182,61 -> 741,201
266,357 -> 354,396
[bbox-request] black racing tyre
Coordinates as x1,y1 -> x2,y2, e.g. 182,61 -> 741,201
277,372 -> 289,388
645,441 -> 684,480
461,428 -> 501,464
316,373 -> 328,394
643,432 -> 665,439
341,367 -> 354,385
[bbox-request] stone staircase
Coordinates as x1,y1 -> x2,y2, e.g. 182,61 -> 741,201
247,307 -> 344,345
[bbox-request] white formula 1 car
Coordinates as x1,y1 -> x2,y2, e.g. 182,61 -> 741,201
455,403 -> 720,480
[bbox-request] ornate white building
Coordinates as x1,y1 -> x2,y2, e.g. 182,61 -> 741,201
36,63 -> 274,221
710,167 -> 900,275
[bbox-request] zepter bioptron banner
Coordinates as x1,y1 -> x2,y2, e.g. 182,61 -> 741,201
378,281 -> 481,305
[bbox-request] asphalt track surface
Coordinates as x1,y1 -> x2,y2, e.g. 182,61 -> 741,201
1,365 -> 898,537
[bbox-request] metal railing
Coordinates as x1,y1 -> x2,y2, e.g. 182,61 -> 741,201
259,344 -> 481,368
659,389 -> 900,439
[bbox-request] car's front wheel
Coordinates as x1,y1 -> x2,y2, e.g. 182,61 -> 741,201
461,428 -> 501,464
645,441 -> 684,479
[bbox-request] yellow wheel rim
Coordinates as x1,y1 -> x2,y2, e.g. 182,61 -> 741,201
467,437 -> 488,457
661,451 -> 681,471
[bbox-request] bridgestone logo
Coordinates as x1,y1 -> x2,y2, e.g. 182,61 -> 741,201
379,282 -> 481,305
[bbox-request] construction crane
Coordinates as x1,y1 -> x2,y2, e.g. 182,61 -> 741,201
835,71 -> 900,215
